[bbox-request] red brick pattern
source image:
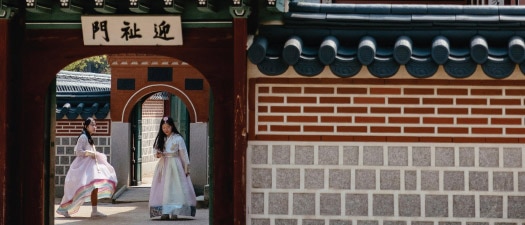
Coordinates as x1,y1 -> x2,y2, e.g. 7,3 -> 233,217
56,120 -> 110,136
142,99 -> 164,118
252,82 -> 525,143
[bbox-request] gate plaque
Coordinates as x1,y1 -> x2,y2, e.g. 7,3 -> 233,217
81,16 -> 183,46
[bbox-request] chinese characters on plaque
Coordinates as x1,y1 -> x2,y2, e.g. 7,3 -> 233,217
81,16 -> 182,46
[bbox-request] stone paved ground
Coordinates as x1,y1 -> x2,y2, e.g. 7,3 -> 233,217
54,176 -> 210,225
54,201 -> 209,225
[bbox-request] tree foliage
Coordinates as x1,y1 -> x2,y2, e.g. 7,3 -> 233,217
63,55 -> 110,74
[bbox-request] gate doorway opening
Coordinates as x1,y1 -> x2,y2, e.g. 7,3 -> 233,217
50,55 -> 212,224
129,91 -> 211,200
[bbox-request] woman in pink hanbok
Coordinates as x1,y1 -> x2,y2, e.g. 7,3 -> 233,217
56,117 -> 118,218
149,116 -> 196,220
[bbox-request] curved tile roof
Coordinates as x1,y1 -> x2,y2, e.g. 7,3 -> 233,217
56,71 -> 111,120
248,2 -> 525,78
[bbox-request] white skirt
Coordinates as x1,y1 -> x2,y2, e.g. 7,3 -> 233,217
149,156 -> 196,218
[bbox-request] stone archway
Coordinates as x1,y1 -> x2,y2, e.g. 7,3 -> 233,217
108,54 -> 211,124
108,54 -> 212,200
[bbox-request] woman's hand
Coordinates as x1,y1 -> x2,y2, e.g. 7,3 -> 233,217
184,165 -> 190,177
155,151 -> 163,158
85,150 -> 96,158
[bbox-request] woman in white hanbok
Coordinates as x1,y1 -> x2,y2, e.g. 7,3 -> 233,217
149,116 -> 196,220
56,117 -> 118,218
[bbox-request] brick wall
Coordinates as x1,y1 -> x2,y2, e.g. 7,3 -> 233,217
247,142 -> 525,225
250,78 -> 525,143
247,77 -> 525,225
56,120 -> 110,136
141,99 -> 164,176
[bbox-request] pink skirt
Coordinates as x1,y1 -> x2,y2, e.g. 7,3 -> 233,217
56,152 -> 117,216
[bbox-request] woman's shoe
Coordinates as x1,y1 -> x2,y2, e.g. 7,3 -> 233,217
170,214 -> 178,220
91,211 -> 107,218
160,214 -> 169,220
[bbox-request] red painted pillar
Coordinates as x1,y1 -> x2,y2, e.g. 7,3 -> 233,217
0,19 -> 8,225
0,14 -> 25,225
233,17 -> 247,225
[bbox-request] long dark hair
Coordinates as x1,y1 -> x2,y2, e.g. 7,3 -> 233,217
80,117 -> 95,145
153,116 -> 181,152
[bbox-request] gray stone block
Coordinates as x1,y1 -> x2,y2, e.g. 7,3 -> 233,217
384,221 -> 406,225
55,166 -> 64,175
66,146 -> 74,154
412,147 -> 431,166
453,195 -> 475,217
494,223 -> 516,225
303,219 -> 325,225
63,137 -> 70,145
435,147 -> 455,167
343,146 -> 359,165
421,171 -> 439,191
293,193 -> 316,215
251,218 -> 270,225
479,147 -> 499,167
503,147 -> 522,168
57,146 -> 65,155
373,194 -> 394,216
480,195 -> 502,218
319,146 -> 339,165
412,222 -> 433,225
519,172 -> 525,192
444,171 -> 464,191
380,170 -> 400,190
104,147 -> 110,154
60,156 -> 70,164
329,169 -> 351,189
469,171 -> 488,191
399,194 -> 420,217
425,195 -> 448,217
295,145 -> 314,165
363,146 -> 384,166
275,219 -> 297,225
252,145 -> 269,164
269,192 -> 288,215
493,172 -> 514,191
508,196 -> 525,218
273,145 -> 291,164
252,168 -> 272,188
330,220 -> 352,225
466,223 -> 489,225
438,222 -> 460,225
251,192 -> 265,214
345,194 -> 368,216
305,169 -> 324,189
356,169 -> 376,190
388,146 -> 408,166
357,220 -> 378,225
321,193 -> 341,215
277,168 -> 300,189
98,137 -> 107,145
459,147 -> 475,167
405,170 -> 417,190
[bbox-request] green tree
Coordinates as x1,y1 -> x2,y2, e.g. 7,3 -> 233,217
63,55 -> 110,74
